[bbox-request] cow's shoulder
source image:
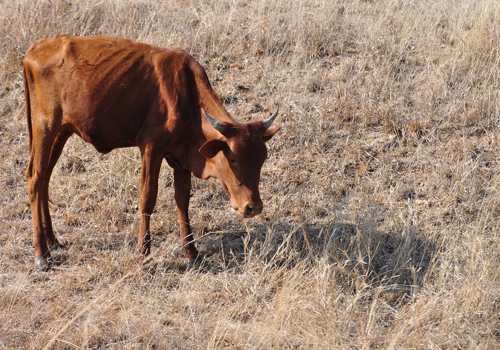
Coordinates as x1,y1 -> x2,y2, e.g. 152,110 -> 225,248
148,48 -> 200,97
149,48 -> 196,74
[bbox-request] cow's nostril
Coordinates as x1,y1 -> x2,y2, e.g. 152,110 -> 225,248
243,203 -> 262,217
244,204 -> 254,217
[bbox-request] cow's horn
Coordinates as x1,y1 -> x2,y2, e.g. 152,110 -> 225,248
204,110 -> 226,133
262,107 -> 279,129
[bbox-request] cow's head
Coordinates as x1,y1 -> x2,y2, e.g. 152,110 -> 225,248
199,110 -> 279,218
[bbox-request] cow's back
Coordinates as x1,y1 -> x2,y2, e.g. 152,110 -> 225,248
24,36 -> 165,152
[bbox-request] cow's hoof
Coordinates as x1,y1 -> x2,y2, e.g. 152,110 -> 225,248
184,247 -> 199,261
185,252 -> 203,269
34,257 -> 49,272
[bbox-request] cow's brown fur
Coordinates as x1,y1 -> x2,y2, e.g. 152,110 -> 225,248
23,35 -> 279,271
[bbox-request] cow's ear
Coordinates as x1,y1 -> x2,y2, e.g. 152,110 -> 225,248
263,126 -> 280,142
199,139 -> 227,158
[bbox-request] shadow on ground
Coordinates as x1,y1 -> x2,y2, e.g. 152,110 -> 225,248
192,220 -> 437,296
46,217 -> 437,301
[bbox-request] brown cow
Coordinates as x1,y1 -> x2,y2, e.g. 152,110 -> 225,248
23,35 -> 279,271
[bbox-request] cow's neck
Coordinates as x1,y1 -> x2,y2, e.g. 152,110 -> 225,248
165,109 -> 226,180
165,68 -> 236,179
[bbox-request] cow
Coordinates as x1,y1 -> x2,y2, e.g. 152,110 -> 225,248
22,35 -> 279,271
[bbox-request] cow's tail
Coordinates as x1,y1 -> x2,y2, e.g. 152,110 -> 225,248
23,64 -> 33,179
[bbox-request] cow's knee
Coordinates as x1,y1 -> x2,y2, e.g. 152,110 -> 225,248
27,171 -> 43,202
24,157 -> 33,179
28,168 -> 46,191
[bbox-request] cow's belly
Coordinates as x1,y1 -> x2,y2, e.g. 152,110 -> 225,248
62,79 -> 157,152
75,115 -> 142,153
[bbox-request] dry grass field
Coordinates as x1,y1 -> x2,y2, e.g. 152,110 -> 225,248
1,0 -> 499,348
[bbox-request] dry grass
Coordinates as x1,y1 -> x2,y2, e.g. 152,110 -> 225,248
1,0 -> 499,348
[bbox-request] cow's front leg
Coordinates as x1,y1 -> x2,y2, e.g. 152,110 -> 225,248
174,168 -> 198,261
138,145 -> 162,256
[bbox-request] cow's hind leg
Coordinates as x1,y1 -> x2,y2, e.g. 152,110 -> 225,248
28,124 -> 58,271
138,145 -> 162,257
43,128 -> 72,250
